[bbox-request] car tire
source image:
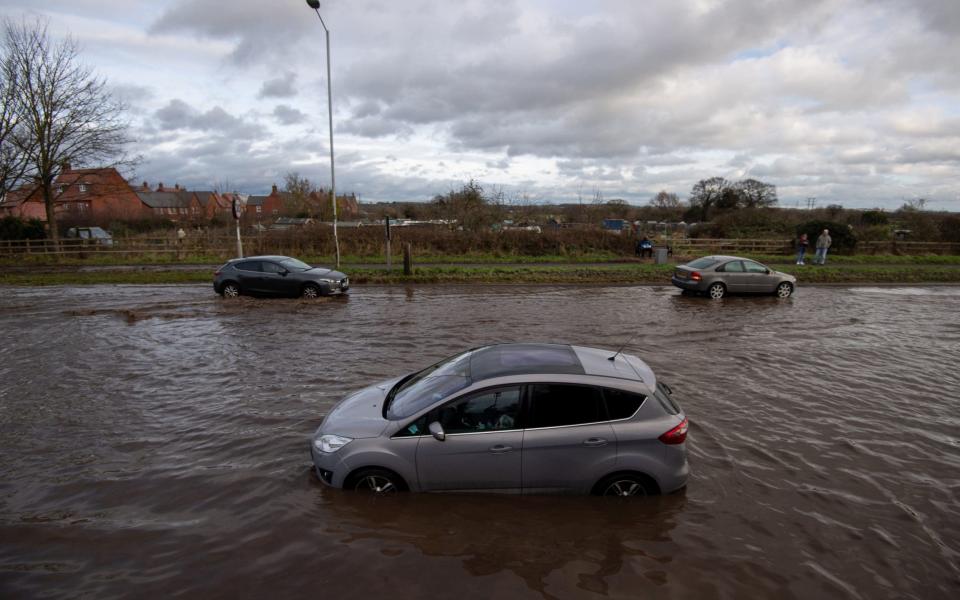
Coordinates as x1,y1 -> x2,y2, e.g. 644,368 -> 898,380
302,283 -> 321,298
595,473 -> 655,498
350,468 -> 404,495
707,282 -> 726,299
221,282 -> 240,298
776,282 -> 794,298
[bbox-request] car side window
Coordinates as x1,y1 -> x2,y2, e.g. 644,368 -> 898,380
395,414 -> 430,437
603,388 -> 646,420
743,261 -> 767,273
236,260 -> 262,272
437,387 -> 521,434
719,261 -> 744,273
528,384 -> 604,428
261,261 -> 284,274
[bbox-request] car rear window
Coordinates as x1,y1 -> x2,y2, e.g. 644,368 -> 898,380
687,257 -> 719,269
236,260 -> 262,272
603,388 -> 646,420
654,382 -> 680,415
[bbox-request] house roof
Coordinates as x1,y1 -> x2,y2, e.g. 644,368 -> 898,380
136,191 -> 191,208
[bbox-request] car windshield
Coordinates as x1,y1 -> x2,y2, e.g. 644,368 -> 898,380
687,257 -> 719,269
385,350 -> 477,420
280,258 -> 312,271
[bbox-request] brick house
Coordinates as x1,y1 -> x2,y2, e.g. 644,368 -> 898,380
0,165 -> 147,222
136,184 -> 204,222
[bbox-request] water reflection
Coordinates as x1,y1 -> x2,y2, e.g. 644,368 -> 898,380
313,483 -> 686,596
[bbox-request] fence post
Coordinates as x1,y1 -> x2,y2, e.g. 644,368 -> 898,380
403,243 -> 412,275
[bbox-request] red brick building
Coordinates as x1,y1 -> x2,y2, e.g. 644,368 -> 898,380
0,165 -> 147,222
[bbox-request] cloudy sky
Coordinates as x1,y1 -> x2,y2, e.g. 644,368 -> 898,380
2,0 -> 959,209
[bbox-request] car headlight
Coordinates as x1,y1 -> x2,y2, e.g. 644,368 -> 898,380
314,434 -> 352,453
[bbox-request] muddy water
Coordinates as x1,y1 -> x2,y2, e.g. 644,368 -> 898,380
0,284 -> 958,599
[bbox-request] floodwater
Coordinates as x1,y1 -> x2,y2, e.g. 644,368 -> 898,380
1,284 -> 958,599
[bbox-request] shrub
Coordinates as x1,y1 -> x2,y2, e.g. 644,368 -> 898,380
797,220 -> 857,253
0,216 -> 46,240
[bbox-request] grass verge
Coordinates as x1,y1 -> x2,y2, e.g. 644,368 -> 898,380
2,263 -> 960,286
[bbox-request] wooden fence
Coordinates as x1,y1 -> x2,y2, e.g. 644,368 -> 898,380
0,235 -> 958,260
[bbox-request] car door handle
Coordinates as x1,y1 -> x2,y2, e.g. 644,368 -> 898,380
489,445 -> 513,454
583,438 -> 608,447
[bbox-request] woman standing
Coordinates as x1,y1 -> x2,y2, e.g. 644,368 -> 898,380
796,233 -> 809,265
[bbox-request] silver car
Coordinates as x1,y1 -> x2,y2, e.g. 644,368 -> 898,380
671,255 -> 797,299
310,343 -> 689,497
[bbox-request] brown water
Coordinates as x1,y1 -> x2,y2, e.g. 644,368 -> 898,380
1,284 -> 958,599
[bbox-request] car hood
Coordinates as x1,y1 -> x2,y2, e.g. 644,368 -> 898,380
317,377 -> 401,439
307,267 -> 348,280
774,270 -> 797,282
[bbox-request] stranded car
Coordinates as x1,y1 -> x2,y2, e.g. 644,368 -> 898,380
671,255 -> 796,299
213,255 -> 349,298
310,343 -> 689,496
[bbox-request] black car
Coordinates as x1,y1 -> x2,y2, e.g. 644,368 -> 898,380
213,255 -> 349,298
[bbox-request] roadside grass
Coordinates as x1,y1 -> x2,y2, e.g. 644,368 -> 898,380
3,251 -> 959,268
3,263 -> 960,286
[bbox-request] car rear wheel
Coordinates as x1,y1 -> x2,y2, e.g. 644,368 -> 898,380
776,282 -> 794,298
351,468 -> 403,495
302,283 -> 321,298
221,282 -> 240,297
707,282 -> 726,299
595,474 -> 654,498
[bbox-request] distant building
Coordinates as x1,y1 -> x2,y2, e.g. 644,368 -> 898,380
1,165 -> 146,221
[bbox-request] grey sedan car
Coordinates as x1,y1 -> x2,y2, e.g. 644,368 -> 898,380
213,255 -> 348,298
310,343 -> 689,497
671,255 -> 796,299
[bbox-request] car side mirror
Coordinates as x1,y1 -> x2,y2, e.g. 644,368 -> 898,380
428,421 -> 446,442
279,269 -> 289,276
766,269 -> 772,274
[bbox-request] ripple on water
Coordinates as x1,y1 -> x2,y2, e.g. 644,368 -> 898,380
0,283 -> 958,599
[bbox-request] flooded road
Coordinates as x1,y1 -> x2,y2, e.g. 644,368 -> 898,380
1,284 -> 958,599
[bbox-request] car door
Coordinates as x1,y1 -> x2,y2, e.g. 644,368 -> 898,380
716,260 -> 748,292
742,260 -> 778,292
234,260 -> 263,292
521,383 -> 617,494
415,386 -> 523,492
260,260 -> 297,296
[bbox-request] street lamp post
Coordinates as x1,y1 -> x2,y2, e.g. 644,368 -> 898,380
306,0 -> 340,268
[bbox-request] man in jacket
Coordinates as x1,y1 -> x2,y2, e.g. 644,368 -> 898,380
815,229 -> 832,265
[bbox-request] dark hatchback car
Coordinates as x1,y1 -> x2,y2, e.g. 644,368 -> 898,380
214,255 -> 349,298
671,255 -> 796,299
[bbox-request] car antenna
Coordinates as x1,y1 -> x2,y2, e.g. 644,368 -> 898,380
608,332 -> 639,361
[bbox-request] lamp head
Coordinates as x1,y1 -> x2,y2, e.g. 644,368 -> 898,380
306,0 -> 320,9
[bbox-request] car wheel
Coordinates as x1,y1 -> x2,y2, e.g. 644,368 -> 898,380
302,283 -> 321,298
351,468 -> 403,495
596,474 -> 654,498
776,282 -> 794,298
221,282 -> 240,298
707,282 -> 726,299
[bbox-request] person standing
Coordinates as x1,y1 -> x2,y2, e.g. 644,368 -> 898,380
815,229 -> 832,265
796,233 -> 809,265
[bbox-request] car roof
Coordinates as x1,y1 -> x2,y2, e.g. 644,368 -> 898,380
228,255 -> 293,262
698,255 -> 751,262
468,343 -> 654,385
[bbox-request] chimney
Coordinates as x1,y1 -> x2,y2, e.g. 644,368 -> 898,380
157,182 -> 165,192
174,183 -> 180,191
62,162 -> 72,172
271,184 -> 278,194
142,181 -> 149,190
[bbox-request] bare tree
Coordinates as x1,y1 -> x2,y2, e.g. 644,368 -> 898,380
4,17 -> 133,241
688,177 -> 729,221
734,178 -> 778,208
283,171 -> 318,217
0,30 -> 31,198
649,190 -> 680,209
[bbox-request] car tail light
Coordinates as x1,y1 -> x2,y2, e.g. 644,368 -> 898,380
690,271 -> 701,281
659,418 -> 688,445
